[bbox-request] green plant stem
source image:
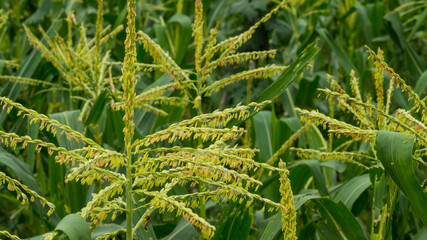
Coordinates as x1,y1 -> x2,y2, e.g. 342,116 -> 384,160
126,150 -> 133,240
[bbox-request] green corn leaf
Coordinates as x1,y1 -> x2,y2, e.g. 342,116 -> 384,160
333,174 -> 371,210
92,224 -> 125,240
168,14 -> 192,65
414,228 -> 427,240
85,90 -> 109,126
314,199 -> 367,240
50,110 -> 87,213
253,111 -> 273,162
226,42 -> 318,128
294,193 -> 322,210
289,160 -> 329,196
55,214 -> 91,240
260,212 -> 282,240
376,131 -> 427,225
255,42 -> 319,103
414,71 -> 427,97
163,218 -> 199,240
212,200 -> 252,240
50,110 -> 84,150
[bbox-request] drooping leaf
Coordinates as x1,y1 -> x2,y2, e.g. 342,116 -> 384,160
333,174 -> 371,210
85,90 -> 109,126
50,110 -> 87,213
414,71 -> 427,98
260,212 -> 282,240
289,160 -> 329,196
55,214 -> 90,240
163,218 -> 199,240
314,199 -> 367,240
213,200 -> 252,240
253,111 -> 272,162
92,224 -> 125,240
376,131 -> 427,225
226,42 -> 318,128
255,42 -> 319,103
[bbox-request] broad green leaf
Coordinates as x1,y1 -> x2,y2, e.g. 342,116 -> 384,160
320,161 -> 346,173
305,125 -> 327,151
55,214 -> 90,240
255,42 -> 319,103
279,89 -> 296,117
260,212 -> 281,240
314,199 -> 367,240
289,160 -> 329,196
168,14 -> 192,65
92,224 -> 125,240
163,218 -> 199,240
414,228 -> 427,240
226,42 -> 318,128
27,0 -> 52,22
85,90 -> 109,126
294,193 -> 322,210
213,200 -> 252,240
253,111 -> 272,162
376,131 -> 427,225
271,107 -> 293,155
50,110 -> 84,150
289,164 -> 312,194
414,71 -> 427,97
282,117 -> 307,146
50,110 -> 87,213
333,174 -> 371,210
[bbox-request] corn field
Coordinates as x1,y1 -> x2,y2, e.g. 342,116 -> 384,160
0,0 -> 426,239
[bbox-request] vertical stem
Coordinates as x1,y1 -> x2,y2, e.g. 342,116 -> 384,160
122,0 -> 137,239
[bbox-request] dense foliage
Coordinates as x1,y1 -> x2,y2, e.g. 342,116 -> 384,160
0,0 -> 426,239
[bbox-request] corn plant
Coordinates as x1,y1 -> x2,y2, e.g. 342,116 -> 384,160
292,47 -> 427,239
0,0 -> 306,239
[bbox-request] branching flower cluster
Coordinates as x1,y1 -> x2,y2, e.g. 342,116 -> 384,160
293,47 -> 427,168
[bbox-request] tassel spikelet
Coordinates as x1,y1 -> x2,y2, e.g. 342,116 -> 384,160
203,65 -> 288,96
294,47 -> 427,175
0,172 -> 55,215
0,230 -> 22,240
279,162 -> 297,240
290,147 -> 372,169
22,2 -> 124,119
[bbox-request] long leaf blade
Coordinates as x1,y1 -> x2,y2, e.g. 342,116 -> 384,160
376,130 -> 427,225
